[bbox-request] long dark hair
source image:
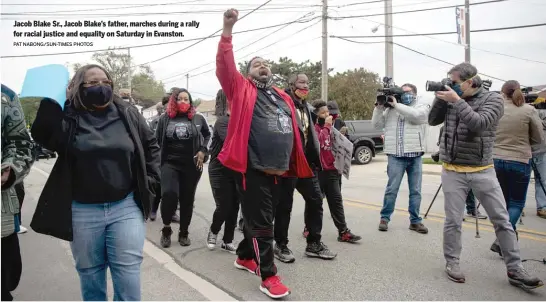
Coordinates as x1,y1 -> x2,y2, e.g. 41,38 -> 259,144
67,64 -> 114,110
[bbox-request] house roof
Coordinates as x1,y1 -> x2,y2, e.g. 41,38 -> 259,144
197,100 -> 215,112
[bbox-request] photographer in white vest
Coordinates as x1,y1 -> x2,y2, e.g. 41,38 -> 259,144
371,83 -> 430,234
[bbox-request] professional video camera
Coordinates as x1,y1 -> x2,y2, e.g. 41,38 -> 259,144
375,77 -> 405,108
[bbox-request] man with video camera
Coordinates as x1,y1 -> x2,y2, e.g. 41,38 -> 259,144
372,83 -> 430,234
428,62 -> 543,290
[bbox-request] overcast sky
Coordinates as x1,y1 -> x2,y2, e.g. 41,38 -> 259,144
1,0 -> 545,103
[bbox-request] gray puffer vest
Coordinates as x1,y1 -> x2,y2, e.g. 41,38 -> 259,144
428,87 -> 504,166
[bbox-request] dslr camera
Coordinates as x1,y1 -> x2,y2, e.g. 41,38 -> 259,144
376,77 -> 405,108
425,78 -> 454,92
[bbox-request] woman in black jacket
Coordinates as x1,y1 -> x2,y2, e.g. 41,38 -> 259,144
30,64 -> 160,301
206,89 -> 239,253
155,88 -> 211,248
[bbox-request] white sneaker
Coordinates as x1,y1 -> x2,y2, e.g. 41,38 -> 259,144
18,225 -> 28,234
206,231 -> 217,250
221,242 -> 237,254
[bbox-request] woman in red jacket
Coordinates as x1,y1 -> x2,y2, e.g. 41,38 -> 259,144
313,100 -> 361,243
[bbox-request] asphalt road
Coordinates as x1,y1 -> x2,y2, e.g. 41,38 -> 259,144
11,156 -> 546,301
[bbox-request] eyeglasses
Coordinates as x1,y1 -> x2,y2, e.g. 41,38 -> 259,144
83,80 -> 112,87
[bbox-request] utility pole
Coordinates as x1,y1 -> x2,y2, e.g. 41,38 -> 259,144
464,0 -> 471,62
186,74 -> 189,90
127,47 -> 132,93
384,0 -> 394,78
321,0 -> 328,102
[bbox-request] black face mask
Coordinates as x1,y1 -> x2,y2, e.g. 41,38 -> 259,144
318,117 -> 326,127
122,96 -> 130,100
82,85 -> 112,108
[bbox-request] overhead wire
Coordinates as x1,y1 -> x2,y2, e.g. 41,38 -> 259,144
0,0 -> 201,14
331,23 -> 546,38
329,9 -> 546,65
165,22 -> 322,82
334,37 -> 509,83
0,0 -> 504,19
330,0 -> 509,20
160,11 -> 317,81
1,6 -> 319,17
132,0 -> 274,67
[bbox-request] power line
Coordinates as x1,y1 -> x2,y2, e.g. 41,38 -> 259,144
160,12 -> 316,81
3,0 -> 385,16
4,0 -> 392,16
330,22 -> 546,38
181,22 -> 322,81
334,36 -> 509,83
1,6 -> 319,17
1,16 -> 318,59
0,0 -> 464,18
331,13 -> 546,65
133,1 -> 303,67
0,0 -> 200,14
0,1 -> 312,5
331,0 -> 509,20
164,21 -> 320,81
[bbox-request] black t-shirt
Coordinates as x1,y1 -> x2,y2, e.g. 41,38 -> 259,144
248,88 -> 294,171
164,115 -> 194,165
72,104 -> 135,203
209,115 -> 229,160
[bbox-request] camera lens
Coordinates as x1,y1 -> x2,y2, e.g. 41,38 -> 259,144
426,81 -> 446,92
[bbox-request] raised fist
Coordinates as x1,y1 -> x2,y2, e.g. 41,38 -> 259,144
223,9 -> 239,28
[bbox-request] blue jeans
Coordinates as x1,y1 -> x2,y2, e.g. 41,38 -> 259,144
532,152 -> 546,210
380,155 -> 423,224
493,159 -> 531,231
70,193 -> 145,301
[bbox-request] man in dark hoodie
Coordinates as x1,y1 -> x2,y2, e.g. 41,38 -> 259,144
273,73 -> 338,264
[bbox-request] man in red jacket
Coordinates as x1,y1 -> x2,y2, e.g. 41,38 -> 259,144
215,8 -> 313,299
274,73 -> 337,264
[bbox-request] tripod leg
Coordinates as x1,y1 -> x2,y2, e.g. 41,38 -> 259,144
475,199 -> 481,238
424,184 -> 442,219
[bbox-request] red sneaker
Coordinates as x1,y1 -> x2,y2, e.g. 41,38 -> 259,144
234,258 -> 257,275
260,276 -> 290,299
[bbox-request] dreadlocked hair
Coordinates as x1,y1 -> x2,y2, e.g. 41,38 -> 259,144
215,89 -> 228,116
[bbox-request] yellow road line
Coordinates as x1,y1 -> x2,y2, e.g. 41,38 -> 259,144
344,197 -> 546,237
343,201 -> 546,243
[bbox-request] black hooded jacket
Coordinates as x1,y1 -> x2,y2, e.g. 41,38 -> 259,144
284,88 -> 322,171
30,97 -> 160,242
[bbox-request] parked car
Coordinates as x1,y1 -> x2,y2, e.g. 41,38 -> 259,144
344,120 -> 384,165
